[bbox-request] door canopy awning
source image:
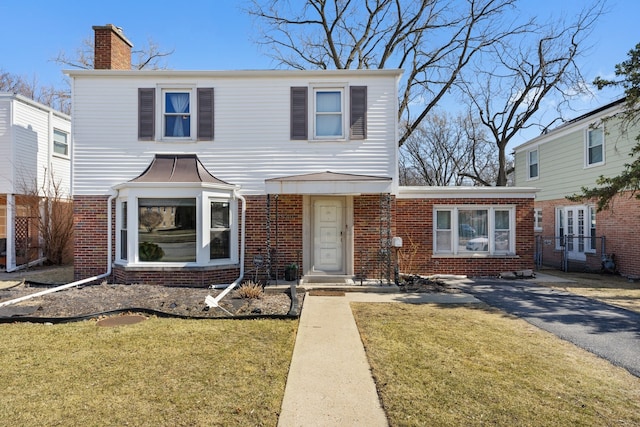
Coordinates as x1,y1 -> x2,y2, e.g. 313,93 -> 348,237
265,171 -> 393,195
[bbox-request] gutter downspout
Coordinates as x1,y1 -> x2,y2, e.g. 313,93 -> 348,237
0,191 -> 117,308
205,190 -> 246,313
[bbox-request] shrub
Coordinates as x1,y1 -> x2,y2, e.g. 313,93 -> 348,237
139,242 -> 164,261
237,281 -> 264,299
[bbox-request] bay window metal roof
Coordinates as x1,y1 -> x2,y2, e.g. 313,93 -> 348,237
129,154 -> 230,185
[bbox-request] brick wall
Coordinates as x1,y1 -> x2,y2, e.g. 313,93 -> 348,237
535,193 -> 640,277
245,195 -> 304,281
353,194 -> 396,280
74,196 -> 111,280
75,193 -> 538,284
395,197 -> 535,277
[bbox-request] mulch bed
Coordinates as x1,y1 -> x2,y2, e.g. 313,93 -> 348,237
0,282 -> 302,320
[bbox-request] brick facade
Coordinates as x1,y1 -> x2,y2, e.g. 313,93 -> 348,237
394,197 -> 535,276
73,193 -> 536,285
534,192 -> 640,277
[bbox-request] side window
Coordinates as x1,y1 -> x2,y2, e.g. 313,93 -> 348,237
53,129 -> 69,156
534,208 -> 542,231
586,126 -> 604,166
528,149 -> 538,179
435,210 -> 452,253
210,200 -> 231,260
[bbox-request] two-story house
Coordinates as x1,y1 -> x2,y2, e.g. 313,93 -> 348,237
67,25 -> 537,286
0,93 -> 71,271
514,99 -> 639,277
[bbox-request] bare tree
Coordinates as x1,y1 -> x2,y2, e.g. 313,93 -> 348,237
457,1 -> 604,186
0,69 -> 70,114
52,35 -> 174,70
400,111 -> 498,185
248,0 -> 531,147
18,169 -> 74,265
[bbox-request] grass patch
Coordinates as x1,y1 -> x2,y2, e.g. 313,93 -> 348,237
352,303 -> 640,426
540,271 -> 640,313
0,317 -> 297,426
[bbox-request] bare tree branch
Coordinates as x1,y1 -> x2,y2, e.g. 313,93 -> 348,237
457,0 -> 605,185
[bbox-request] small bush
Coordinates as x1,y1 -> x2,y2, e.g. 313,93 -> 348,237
139,242 -> 164,261
237,281 -> 264,299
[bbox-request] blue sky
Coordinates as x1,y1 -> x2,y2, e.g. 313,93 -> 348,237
1,0 -> 638,146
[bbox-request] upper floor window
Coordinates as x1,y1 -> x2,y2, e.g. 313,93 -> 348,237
586,126 -> 604,166
315,89 -> 344,139
290,85 -> 367,141
53,129 -> 69,156
164,92 -> 191,138
138,87 -> 214,142
528,149 -> 539,179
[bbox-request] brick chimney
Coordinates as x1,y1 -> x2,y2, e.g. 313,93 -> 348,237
93,24 -> 133,70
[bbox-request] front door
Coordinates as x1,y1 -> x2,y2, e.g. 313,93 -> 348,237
312,197 -> 345,273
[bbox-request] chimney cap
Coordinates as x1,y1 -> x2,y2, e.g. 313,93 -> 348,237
92,24 -> 133,48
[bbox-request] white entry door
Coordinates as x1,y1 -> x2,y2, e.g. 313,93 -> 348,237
312,198 -> 345,273
564,206 -> 588,261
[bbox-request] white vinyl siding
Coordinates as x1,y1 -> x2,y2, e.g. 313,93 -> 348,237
69,71 -> 399,196
0,94 -> 71,196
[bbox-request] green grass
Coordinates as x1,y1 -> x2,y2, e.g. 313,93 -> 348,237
0,317 -> 297,427
352,302 -> 640,427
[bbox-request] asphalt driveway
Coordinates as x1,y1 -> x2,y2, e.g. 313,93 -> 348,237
455,278 -> 640,378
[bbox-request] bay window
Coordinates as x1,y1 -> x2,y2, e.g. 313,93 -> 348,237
116,187 -> 238,267
434,206 -> 515,255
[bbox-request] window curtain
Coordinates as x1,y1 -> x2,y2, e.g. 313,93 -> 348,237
167,93 -> 190,137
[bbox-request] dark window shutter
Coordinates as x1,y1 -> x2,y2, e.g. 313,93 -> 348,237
197,88 -> 214,140
350,86 -> 367,140
138,88 -> 155,141
290,87 -> 308,140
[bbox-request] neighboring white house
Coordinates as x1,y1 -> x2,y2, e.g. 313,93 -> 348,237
0,92 -> 71,270
513,99 -> 640,277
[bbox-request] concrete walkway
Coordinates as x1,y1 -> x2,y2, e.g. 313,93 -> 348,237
277,291 -> 480,426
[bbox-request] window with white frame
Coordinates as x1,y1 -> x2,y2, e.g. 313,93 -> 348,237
586,126 -> 604,166
534,208 -> 542,231
433,206 -> 515,255
528,149 -> 539,179
53,129 -> 69,156
138,86 -> 214,142
210,200 -> 231,260
163,91 -> 192,138
314,88 -> 344,139
116,188 -> 238,266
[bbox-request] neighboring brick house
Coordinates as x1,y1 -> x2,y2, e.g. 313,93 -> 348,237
513,99 -> 640,277
0,93 -> 71,270
66,24 -> 536,286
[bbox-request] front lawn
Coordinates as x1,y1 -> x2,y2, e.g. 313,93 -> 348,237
353,302 -> 640,426
0,317 -> 297,426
